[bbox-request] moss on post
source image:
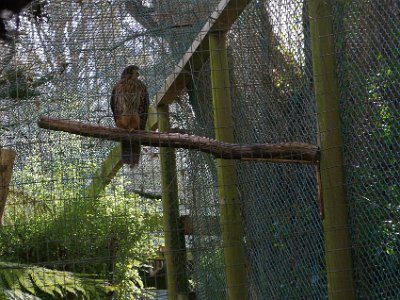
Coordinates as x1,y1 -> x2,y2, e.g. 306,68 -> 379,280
209,31 -> 247,300
158,104 -> 189,300
309,1 -> 355,299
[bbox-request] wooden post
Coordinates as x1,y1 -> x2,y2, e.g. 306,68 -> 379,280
209,31 -> 247,300
309,1 -> 355,299
158,104 -> 189,300
81,145 -> 122,201
0,149 -> 16,224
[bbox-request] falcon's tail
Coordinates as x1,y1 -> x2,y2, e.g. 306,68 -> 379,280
121,141 -> 141,166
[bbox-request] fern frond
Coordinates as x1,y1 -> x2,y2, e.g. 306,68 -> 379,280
0,262 -> 115,299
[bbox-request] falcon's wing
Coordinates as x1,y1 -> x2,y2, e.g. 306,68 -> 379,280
110,82 -> 123,122
139,83 -> 150,130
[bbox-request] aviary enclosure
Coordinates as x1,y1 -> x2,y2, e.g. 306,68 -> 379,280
0,0 -> 399,299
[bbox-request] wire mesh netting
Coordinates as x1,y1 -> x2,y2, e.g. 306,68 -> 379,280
0,0 -> 399,299
334,1 -> 400,298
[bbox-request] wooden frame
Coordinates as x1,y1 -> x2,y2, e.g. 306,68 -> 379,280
309,0 -> 355,298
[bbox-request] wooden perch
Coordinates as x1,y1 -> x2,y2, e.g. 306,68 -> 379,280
38,116 -> 319,164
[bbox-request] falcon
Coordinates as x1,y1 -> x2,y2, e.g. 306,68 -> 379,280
110,65 -> 149,166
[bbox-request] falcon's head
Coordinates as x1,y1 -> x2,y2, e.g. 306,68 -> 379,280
121,65 -> 140,79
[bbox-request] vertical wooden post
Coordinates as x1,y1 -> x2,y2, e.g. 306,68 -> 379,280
209,31 -> 247,300
0,149 -> 16,224
158,104 -> 189,300
309,1 -> 355,299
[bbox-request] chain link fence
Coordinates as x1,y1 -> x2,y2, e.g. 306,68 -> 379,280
334,1 -> 400,298
0,0 -> 398,299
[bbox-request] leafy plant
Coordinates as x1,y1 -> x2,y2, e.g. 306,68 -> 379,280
0,261 -> 114,299
1,139 -> 163,298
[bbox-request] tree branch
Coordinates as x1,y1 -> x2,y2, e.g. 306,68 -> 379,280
125,0 -> 158,30
38,116 -> 319,164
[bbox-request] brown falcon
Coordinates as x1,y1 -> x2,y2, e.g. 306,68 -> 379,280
110,65 -> 149,166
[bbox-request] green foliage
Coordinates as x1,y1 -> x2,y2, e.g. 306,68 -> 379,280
0,66 -> 67,101
0,68 -> 40,100
0,138 -> 162,298
342,45 -> 400,297
194,247 -> 225,300
0,261 -> 114,299
363,57 -> 400,250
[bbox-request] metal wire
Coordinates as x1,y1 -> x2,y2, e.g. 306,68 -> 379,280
0,0 -> 398,299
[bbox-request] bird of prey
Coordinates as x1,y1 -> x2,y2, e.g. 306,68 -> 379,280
110,65 -> 149,166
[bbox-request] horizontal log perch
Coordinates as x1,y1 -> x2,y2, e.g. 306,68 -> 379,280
38,116 -> 319,164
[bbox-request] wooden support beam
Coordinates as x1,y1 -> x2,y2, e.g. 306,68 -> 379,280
38,117 -> 319,164
155,0 -> 251,107
0,149 -> 16,224
309,1 -> 355,299
81,145 -> 122,201
158,105 -> 189,300
209,31 -> 247,300
146,104 -> 159,131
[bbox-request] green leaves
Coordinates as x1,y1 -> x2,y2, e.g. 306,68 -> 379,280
1,122 -> 163,298
0,262 -> 114,299
1,154 -> 162,297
